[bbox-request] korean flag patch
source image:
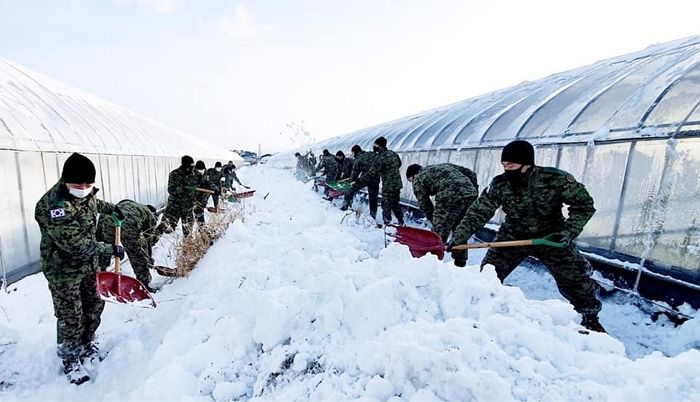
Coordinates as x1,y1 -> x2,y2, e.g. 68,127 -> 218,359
50,208 -> 66,219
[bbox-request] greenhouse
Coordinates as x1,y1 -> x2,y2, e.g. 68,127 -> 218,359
0,58 -> 242,285
308,36 -> 700,291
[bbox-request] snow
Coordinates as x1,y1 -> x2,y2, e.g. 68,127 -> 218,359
1,165 -> 699,401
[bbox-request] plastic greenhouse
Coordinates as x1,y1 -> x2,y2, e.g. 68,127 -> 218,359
308,36 -> 700,294
0,58 -> 242,285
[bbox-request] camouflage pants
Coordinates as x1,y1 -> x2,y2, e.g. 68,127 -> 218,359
381,190 -> 404,225
433,194 -> 473,266
157,205 -> 195,238
482,231 -> 602,315
344,181 -> 379,218
47,274 -> 105,360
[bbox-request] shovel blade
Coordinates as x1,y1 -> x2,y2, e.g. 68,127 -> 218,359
388,225 -> 446,260
96,272 -> 156,308
232,190 -> 255,199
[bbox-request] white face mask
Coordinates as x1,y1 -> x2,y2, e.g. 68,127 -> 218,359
215,167 -> 222,172
68,186 -> 93,198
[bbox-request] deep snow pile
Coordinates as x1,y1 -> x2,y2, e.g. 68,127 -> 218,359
1,165 -> 699,401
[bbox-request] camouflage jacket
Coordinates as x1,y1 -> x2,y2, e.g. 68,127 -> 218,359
362,149 -> 403,193
452,166 -> 596,244
223,165 -> 243,189
412,163 -> 479,222
319,155 -> 338,180
97,199 -> 157,246
195,171 -> 219,208
336,157 -> 354,180
35,181 -> 115,283
167,166 -> 199,210
350,151 -> 379,184
206,167 -> 224,192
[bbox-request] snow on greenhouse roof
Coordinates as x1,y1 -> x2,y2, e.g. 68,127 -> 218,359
313,35 -> 700,152
0,58 -> 236,159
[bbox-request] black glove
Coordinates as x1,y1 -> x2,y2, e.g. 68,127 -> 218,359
112,244 -> 125,260
114,206 -> 126,221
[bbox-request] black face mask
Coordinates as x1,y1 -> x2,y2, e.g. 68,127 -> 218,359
504,167 -> 528,186
373,146 -> 380,153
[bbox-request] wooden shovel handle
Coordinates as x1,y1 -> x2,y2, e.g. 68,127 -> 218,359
196,187 -> 216,194
451,239 -> 534,251
114,226 -> 122,274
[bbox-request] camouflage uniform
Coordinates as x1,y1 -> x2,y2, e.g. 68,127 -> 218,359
362,149 -> 404,225
336,157 -> 354,180
319,155 -> 339,181
194,170 -> 219,223
412,163 -> 478,241
206,167 -> 224,207
223,164 -> 244,191
158,165 -> 198,237
452,166 -> 601,315
35,181 -> 116,360
344,150 -> 380,218
97,200 -> 157,287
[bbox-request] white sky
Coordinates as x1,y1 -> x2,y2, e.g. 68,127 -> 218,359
1,0 -> 699,153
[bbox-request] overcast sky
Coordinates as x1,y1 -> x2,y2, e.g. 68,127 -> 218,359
1,0 -> 699,153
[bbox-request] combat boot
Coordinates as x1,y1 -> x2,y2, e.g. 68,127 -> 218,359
81,342 -> 107,365
63,357 -> 90,385
581,314 -> 606,333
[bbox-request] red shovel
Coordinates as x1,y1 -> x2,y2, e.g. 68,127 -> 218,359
386,225 -> 566,260
96,213 -> 156,308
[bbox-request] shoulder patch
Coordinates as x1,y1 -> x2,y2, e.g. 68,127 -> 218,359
565,173 -> 576,183
50,208 -> 66,218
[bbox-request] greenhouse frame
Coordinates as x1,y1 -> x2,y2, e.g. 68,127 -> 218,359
0,58 -> 242,286
308,36 -> 700,293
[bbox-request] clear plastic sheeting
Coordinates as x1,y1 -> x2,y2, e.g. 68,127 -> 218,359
298,36 -> 700,286
0,58 -> 242,285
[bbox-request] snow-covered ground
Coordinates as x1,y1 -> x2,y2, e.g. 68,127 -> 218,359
1,165 -> 699,401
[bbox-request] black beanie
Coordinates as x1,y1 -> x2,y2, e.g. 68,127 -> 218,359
501,140 -> 535,165
181,155 -> 194,167
406,164 -> 422,179
215,161 -> 222,167
351,145 -> 361,154
374,136 -> 387,148
62,153 -> 96,184
335,151 -> 345,157
195,160 -> 206,170
323,149 -> 330,156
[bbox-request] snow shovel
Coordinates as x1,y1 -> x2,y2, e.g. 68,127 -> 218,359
387,225 -> 567,260
231,190 -> 256,200
326,180 -> 352,193
96,212 -> 156,308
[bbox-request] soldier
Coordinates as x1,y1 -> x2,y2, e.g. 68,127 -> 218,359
317,150 -> 338,182
450,140 -> 605,332
341,145 -> 380,223
315,149 -> 330,172
206,162 -> 225,209
360,136 -> 404,227
35,152 -> 124,385
406,163 -> 479,267
193,161 -> 219,223
157,155 -> 198,238
335,151 -> 354,181
223,161 -> 250,192
97,200 -> 158,293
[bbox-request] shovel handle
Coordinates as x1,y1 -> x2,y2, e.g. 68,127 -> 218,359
196,187 -> 215,194
451,239 -> 535,250
114,225 -> 122,274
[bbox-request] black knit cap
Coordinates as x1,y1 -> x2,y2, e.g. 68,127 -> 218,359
351,145 -> 361,154
335,151 -> 345,157
195,160 -> 206,170
61,153 -> 96,184
374,136 -> 387,148
181,155 -> 194,167
501,140 -> 535,165
215,161 -> 222,167
406,164 -> 422,179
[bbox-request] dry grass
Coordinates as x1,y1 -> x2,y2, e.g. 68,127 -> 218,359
173,203 -> 246,276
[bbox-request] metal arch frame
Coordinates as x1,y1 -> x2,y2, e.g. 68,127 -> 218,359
638,60 -> 700,130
